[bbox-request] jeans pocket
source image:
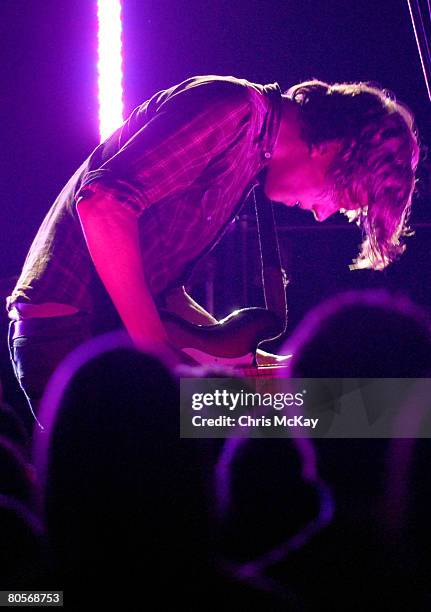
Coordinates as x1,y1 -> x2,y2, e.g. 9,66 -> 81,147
11,331 -> 91,403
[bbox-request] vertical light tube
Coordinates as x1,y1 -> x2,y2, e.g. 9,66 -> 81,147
97,0 -> 124,141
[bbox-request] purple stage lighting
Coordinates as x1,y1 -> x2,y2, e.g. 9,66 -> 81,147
97,0 -> 124,141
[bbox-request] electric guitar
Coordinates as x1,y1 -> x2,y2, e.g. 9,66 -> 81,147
160,307 -> 290,375
159,190 -> 289,375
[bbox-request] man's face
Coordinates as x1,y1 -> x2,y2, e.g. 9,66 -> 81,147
264,140 -> 356,221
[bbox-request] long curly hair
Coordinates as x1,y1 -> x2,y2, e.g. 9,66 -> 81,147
286,80 -> 420,270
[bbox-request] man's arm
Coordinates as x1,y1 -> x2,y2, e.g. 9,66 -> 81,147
76,192 -> 168,348
164,287 -> 218,325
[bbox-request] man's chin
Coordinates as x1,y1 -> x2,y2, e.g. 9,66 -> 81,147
262,179 -> 288,203
262,183 -> 300,208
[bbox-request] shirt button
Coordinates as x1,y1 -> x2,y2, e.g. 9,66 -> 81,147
264,151 -> 271,159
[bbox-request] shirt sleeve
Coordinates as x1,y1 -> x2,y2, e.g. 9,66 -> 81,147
76,81 -> 252,216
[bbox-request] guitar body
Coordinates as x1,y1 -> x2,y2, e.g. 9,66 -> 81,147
160,307 -> 282,366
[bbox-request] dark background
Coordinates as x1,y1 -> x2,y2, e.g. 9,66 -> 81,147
1,0 -> 430,339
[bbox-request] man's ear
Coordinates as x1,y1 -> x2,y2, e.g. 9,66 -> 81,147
310,140 -> 342,158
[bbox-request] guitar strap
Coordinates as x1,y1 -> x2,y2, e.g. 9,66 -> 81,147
253,182 -> 288,338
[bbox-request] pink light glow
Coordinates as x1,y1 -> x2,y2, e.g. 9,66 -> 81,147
97,0 -> 124,141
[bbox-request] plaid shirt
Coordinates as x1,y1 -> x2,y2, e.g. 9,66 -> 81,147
8,75 -> 282,313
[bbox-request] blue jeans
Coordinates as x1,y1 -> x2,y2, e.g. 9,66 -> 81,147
8,313 -> 92,423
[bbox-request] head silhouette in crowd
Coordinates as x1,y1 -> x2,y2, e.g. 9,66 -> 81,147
282,289 -> 431,377
0,494 -> 46,588
33,333 -> 213,606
